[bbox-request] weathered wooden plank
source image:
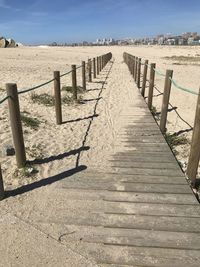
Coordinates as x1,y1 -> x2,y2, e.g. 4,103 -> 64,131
104,191 -> 197,205
111,157 -> 177,165
118,144 -> 170,152
119,141 -> 169,147
119,132 -> 164,138
101,265 -> 142,267
82,228 -> 200,250
104,213 -> 200,233
54,189 -> 196,205
106,202 -> 200,217
108,183 -> 192,194
116,138 -> 166,144
113,152 -> 175,158
58,171 -> 186,184
119,119 -> 157,123
36,212 -> 200,233
108,168 -> 182,177
119,175 -> 187,184
59,180 -> 190,194
86,244 -> 200,267
110,161 -> 178,170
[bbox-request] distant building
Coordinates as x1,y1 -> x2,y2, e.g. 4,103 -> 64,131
178,38 -> 187,45
158,37 -> 165,45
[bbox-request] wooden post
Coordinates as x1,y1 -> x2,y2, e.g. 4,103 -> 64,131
82,61 -> 86,90
130,56 -> 133,74
186,88 -> 200,186
132,56 -> 135,77
99,57 -> 102,72
0,164 -> 4,201
137,58 -> 141,88
134,57 -> 138,82
141,60 -> 148,97
105,54 -> 107,65
99,56 -> 101,72
101,56 -> 103,70
54,71 -> 62,125
72,65 -> 77,100
93,58 -> 96,79
127,55 -> 130,72
148,63 -> 156,110
88,59 -> 92,82
97,57 -> 99,75
124,53 -> 126,63
160,70 -> 173,134
6,83 -> 26,168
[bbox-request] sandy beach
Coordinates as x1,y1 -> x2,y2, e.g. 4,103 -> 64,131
0,45 -> 200,189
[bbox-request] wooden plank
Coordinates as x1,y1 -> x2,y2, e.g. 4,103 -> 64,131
37,223 -> 200,251
110,161 -> 178,170
112,152 -> 175,157
104,213 -> 200,233
119,175 -> 187,184
122,177 -> 187,184
36,213 -> 200,233
54,189 -> 196,205
119,119 -> 156,123
106,202 -> 200,217
119,141 -> 168,146
109,168 -> 182,177
116,137 -> 166,143
111,156 -> 177,163
82,228 -> 200,250
114,147 -> 171,153
108,183 -> 191,194
86,244 -> 200,267
104,191 -> 197,205
118,137 -> 166,143
120,131 -> 162,135
58,171 -> 186,184
59,181 -> 191,194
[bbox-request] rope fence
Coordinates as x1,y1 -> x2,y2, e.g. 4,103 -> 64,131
0,95 -> 9,104
123,51 -> 200,188
0,52 -> 113,200
130,54 -> 198,96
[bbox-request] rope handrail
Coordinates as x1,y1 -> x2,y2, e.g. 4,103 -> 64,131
153,68 -> 166,77
0,54 -> 110,104
0,95 -> 9,104
126,52 -> 199,97
169,77 -> 198,96
60,70 -> 72,78
153,84 -> 193,129
18,65 -> 82,95
18,78 -> 56,95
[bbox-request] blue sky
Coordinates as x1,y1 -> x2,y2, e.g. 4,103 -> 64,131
0,0 -> 200,44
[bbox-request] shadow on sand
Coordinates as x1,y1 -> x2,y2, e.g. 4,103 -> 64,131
5,60 -> 114,199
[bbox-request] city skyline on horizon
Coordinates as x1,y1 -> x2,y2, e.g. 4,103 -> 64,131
0,0 -> 200,45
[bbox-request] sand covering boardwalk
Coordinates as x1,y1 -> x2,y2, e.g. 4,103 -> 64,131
0,54 -> 200,266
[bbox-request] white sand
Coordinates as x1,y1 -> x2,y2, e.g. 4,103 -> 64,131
0,45 -> 199,188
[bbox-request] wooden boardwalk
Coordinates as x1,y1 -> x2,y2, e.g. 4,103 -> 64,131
51,86 -> 200,266
9,60 -> 199,266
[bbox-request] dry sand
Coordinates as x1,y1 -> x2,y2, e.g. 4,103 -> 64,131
0,45 -> 200,190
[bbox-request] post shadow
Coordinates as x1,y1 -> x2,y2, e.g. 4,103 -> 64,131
6,165 -> 87,198
4,59 -> 114,199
